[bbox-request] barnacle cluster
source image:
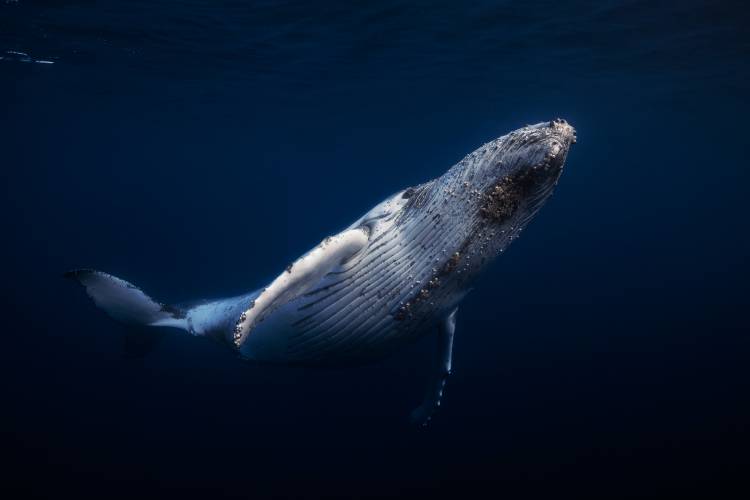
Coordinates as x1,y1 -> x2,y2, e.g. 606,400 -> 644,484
232,300 -> 255,347
479,174 -> 525,221
394,253 -> 458,321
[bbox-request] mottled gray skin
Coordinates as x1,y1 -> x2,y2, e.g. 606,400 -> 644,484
67,120 -> 575,366
235,119 -> 576,364
66,119 -> 575,424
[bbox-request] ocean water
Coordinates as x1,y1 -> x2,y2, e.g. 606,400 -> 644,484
2,1 -> 749,498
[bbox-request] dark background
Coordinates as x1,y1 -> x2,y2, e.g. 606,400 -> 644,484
2,1 -> 749,498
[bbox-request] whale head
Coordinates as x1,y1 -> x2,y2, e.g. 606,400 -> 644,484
475,118 -> 575,220
427,119 -> 576,275
460,119 -> 575,234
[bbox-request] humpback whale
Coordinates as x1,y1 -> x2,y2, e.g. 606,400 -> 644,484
67,119 -> 576,424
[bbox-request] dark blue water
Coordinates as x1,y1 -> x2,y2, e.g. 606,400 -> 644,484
3,1 -> 749,498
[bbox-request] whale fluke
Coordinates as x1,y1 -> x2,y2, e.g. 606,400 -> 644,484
64,269 -> 188,330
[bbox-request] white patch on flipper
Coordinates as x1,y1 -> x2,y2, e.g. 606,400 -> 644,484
233,228 -> 369,348
410,307 -> 457,426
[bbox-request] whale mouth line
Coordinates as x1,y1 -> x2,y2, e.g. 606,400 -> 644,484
546,150 -> 567,171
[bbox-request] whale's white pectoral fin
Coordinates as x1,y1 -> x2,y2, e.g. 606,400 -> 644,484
410,307 -> 457,426
233,227 -> 369,348
65,269 -> 188,330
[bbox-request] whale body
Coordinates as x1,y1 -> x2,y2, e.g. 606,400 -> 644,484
67,119 -> 576,424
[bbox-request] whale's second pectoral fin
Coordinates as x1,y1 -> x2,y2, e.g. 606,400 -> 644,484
410,307 -> 457,426
233,227 -> 369,348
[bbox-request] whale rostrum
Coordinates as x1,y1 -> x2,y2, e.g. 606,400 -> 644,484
67,119 -> 576,424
